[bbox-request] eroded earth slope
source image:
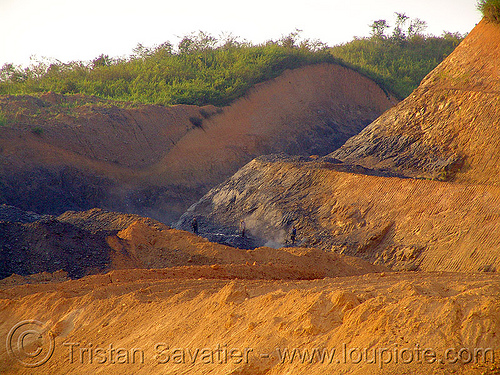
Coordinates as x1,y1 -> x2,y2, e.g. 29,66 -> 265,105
0,64 -> 396,222
1,270 -> 498,375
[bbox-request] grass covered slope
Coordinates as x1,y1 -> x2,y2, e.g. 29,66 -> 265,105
329,13 -> 464,99
330,33 -> 462,99
0,37 -> 344,106
0,26 -> 463,106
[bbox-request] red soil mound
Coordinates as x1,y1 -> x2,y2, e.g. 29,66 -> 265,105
0,207 -> 386,281
1,271 -> 498,374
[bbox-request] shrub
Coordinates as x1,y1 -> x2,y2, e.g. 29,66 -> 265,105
478,0 -> 500,23
189,116 -> 203,128
330,32 -> 463,98
0,24 -> 464,104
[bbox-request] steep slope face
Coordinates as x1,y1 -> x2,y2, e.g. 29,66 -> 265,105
0,95 -> 205,221
177,157 -> 500,272
0,64 -> 396,222
154,63 -> 397,186
1,272 -> 499,374
0,93 -> 203,169
332,20 -> 500,184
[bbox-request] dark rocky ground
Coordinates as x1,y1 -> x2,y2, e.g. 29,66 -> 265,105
0,205 -> 150,279
174,154 -> 409,250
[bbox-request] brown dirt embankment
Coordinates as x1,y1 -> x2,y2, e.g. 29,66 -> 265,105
107,218 -> 387,278
1,271 -> 498,374
152,63 -> 397,186
0,63 -> 397,221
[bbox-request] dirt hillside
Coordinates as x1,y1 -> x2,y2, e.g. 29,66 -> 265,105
2,19 -> 500,375
153,63 -> 397,186
179,20 -> 500,273
0,63 -> 396,222
332,20 -> 500,184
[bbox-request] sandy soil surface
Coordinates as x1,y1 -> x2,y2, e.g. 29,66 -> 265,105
1,271 -> 498,374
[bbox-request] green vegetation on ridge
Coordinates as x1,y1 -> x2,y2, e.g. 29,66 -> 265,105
331,13 -> 463,98
478,0 -> 500,23
0,15 -> 464,106
0,33 -> 335,107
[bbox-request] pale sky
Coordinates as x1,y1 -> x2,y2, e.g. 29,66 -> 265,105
0,0 -> 482,67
